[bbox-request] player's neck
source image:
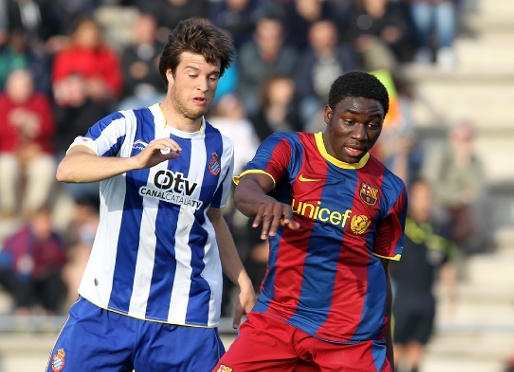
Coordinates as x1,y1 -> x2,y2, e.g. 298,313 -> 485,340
159,102 -> 203,133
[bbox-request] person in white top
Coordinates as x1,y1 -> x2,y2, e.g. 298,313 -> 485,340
46,17 -> 255,372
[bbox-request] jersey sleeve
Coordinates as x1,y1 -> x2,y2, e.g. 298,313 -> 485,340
67,111 -> 129,157
233,133 -> 293,187
372,185 -> 408,261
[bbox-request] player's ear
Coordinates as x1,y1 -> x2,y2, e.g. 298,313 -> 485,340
324,105 -> 332,125
166,69 -> 174,84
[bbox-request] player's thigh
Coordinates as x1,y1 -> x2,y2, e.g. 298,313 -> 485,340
214,312 -> 299,372
134,323 -> 225,372
308,339 -> 391,372
46,297 -> 134,372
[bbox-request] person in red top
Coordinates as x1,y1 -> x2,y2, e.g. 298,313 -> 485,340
52,16 -> 122,105
0,68 -> 57,218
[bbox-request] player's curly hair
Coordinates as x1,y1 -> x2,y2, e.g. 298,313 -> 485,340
159,17 -> 236,86
328,71 -> 389,115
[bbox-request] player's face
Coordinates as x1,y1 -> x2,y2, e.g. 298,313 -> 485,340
167,51 -> 220,120
323,96 -> 384,163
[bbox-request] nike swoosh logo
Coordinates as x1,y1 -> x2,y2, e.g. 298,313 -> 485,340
298,174 -> 320,182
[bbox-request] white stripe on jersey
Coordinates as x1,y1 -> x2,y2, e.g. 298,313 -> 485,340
167,138 -> 205,321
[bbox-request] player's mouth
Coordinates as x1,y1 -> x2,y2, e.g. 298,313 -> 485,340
192,97 -> 207,105
344,146 -> 365,157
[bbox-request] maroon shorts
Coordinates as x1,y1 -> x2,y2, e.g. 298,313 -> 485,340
213,312 -> 391,372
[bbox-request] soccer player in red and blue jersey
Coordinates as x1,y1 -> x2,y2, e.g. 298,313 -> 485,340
214,71 -> 407,372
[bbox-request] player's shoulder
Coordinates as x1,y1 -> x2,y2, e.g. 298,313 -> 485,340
368,155 -> 407,192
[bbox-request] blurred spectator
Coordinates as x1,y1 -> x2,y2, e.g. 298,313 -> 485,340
409,0 -> 458,70
0,0 -> 8,35
118,13 -> 166,110
5,0 -> 62,52
421,120 -> 494,257
0,207 -> 68,317
339,0 -> 416,71
209,0 -> 264,51
207,93 -> 260,175
52,73 -> 109,199
207,93 -> 260,316
61,193 -> 99,310
142,0 -> 210,43
294,19 -> 360,128
213,59 -> 239,104
52,0 -> 99,37
0,68 -> 56,218
52,16 -> 123,105
390,179 -> 457,372
280,0 -> 336,52
249,73 -> 303,143
0,28 -> 51,93
237,16 -> 298,116
384,130 -> 424,188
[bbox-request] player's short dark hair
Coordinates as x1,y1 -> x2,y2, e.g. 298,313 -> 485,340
328,71 -> 389,115
158,17 -> 236,86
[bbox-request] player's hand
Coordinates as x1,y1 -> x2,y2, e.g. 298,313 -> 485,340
252,201 -> 300,240
232,283 -> 256,329
134,138 -> 181,169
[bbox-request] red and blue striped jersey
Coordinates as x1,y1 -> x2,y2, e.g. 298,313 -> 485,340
236,132 -> 407,343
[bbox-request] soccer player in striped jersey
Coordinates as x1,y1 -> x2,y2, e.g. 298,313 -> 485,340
214,71 -> 408,372
46,18 -> 255,372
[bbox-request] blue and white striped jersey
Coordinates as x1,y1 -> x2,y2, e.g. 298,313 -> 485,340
70,104 -> 234,327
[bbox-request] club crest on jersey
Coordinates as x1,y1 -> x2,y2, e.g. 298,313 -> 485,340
351,214 -> 371,235
359,182 -> 379,206
217,365 -> 233,372
51,348 -> 66,371
209,152 -> 221,176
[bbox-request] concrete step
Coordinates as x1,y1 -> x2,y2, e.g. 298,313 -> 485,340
406,67 -> 514,131
465,251 -> 514,287
464,0 -> 514,34
423,331 -> 513,372
454,34 -> 514,71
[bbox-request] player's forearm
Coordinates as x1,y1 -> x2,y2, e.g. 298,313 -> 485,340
212,214 -> 253,291
56,149 -> 139,183
233,179 -> 275,217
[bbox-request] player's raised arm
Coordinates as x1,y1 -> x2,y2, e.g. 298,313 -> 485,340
234,173 -> 299,240
56,138 -> 181,183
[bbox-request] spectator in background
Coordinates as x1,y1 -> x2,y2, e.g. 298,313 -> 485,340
52,0 -> 99,38
61,193 -> 99,311
409,0 -> 458,70
5,0 -> 62,53
0,0 -> 8,37
0,28 -> 51,93
118,13 -> 166,110
237,16 -> 298,116
249,73 -> 303,143
0,68 -> 56,219
390,179 -> 457,372
294,19 -> 360,130
52,73 -> 109,199
52,16 -> 122,105
143,0 -> 210,43
207,93 -> 260,176
0,207 -> 68,317
280,0 -> 336,53
209,0 -> 264,51
339,0 -> 415,72
421,121 -> 493,269
207,93 -> 260,316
